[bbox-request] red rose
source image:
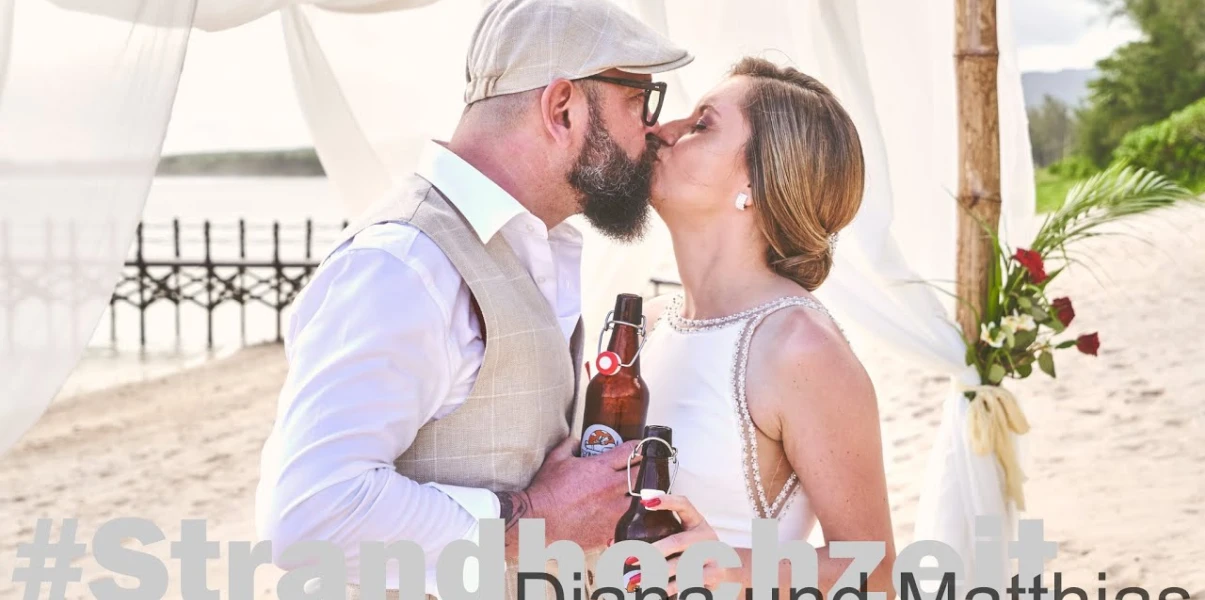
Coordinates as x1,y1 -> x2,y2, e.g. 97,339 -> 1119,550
1014,248 -> 1048,283
1076,332 -> 1100,356
1052,297 -> 1075,326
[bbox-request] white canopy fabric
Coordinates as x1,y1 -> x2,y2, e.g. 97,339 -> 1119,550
0,0 -> 12,98
45,0 -> 440,32
0,0 -> 195,454
1,0 -> 1037,580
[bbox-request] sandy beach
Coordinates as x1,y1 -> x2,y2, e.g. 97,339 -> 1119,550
2,205 -> 1203,600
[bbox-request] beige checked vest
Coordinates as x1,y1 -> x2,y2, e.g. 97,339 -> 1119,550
329,175 -> 588,600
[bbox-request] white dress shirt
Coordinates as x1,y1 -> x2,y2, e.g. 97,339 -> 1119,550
255,140 -> 583,596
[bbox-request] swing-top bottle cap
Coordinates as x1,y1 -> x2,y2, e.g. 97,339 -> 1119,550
640,425 -> 674,458
596,351 -> 621,376
613,293 -> 643,322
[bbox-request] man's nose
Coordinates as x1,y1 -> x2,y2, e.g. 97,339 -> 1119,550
647,119 -> 683,147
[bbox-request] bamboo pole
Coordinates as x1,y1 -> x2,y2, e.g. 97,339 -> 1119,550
955,0 -> 1002,352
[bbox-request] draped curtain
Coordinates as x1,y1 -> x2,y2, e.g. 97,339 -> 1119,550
0,0 -> 13,98
2,0 -> 1037,578
0,0 -> 196,453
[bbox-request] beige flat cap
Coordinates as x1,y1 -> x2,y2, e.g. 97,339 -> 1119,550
464,0 -> 693,104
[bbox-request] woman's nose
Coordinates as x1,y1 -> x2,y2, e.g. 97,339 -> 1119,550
646,122 -> 671,147
650,118 -> 690,146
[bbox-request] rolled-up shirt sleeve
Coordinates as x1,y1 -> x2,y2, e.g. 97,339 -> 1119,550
254,240 -> 498,596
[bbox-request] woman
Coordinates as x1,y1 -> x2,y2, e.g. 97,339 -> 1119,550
623,57 -> 897,597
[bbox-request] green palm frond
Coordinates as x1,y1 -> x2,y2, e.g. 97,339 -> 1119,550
1032,162 -> 1201,256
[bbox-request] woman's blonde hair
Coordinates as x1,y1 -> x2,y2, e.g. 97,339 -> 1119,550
732,57 -> 865,291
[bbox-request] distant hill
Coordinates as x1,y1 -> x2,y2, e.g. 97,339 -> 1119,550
1022,69 -> 1097,109
156,148 -> 324,176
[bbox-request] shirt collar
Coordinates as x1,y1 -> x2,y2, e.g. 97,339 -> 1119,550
414,140 -> 580,245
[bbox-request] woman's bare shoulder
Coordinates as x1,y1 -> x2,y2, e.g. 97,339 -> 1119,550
749,302 -> 876,417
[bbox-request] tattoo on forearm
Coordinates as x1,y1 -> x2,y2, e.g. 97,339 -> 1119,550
496,491 -> 531,530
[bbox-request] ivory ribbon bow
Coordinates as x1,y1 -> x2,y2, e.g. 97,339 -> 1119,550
963,384 -> 1031,511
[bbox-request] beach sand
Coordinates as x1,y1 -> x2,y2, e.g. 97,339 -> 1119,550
2,206 -> 1203,599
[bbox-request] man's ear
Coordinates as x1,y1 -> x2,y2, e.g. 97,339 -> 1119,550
539,79 -> 580,145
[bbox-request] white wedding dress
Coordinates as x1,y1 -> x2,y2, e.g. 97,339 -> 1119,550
639,293 -> 834,548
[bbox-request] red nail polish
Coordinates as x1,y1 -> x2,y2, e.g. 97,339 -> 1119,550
625,556 -> 638,565
641,498 -> 661,508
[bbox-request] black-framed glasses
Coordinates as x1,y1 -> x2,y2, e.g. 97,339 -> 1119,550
582,75 -> 667,127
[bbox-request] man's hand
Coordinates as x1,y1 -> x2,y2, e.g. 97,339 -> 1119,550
496,435 -> 640,557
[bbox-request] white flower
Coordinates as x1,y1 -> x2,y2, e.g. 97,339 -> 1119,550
1016,314 -> 1036,332
1001,313 -> 1036,334
980,323 -> 1005,348
1000,316 -> 1019,335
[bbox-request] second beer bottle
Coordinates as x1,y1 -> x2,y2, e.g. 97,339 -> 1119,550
614,425 -> 684,594
579,293 -> 649,457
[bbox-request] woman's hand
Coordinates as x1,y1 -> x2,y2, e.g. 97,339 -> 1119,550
636,491 -> 747,596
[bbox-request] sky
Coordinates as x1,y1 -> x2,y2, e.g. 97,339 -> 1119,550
1012,0 -> 1142,73
2,0 -> 1144,156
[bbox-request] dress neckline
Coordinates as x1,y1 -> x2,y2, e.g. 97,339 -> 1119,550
664,293 -> 827,334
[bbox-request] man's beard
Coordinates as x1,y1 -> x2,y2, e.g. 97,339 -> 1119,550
568,102 -> 660,243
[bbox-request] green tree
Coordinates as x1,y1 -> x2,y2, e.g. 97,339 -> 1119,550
1113,97 -> 1205,190
1028,95 -> 1077,168
1077,0 -> 1205,165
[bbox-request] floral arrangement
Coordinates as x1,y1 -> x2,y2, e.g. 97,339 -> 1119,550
950,163 -> 1199,511
964,163 -> 1200,386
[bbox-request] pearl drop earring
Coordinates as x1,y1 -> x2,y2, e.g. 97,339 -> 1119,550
735,192 -> 749,211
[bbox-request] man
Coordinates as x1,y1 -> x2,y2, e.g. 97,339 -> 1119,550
254,0 -> 692,598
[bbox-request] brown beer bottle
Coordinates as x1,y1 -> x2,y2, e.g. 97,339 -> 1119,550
579,293 -> 649,457
614,425 -> 683,593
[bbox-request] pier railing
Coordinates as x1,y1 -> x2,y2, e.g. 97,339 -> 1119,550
109,219 -> 354,349
105,219 -> 681,349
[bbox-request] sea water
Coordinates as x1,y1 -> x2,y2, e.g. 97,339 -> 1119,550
55,176 -> 346,398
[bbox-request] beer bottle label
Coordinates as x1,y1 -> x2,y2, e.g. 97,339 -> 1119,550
622,567 -> 642,593
580,423 -> 622,457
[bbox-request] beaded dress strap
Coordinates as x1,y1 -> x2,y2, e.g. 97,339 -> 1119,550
647,294 -> 677,334
668,294 -> 846,519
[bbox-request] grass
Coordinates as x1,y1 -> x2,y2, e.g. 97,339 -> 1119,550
1036,162 -> 1205,214
1035,166 -> 1079,213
